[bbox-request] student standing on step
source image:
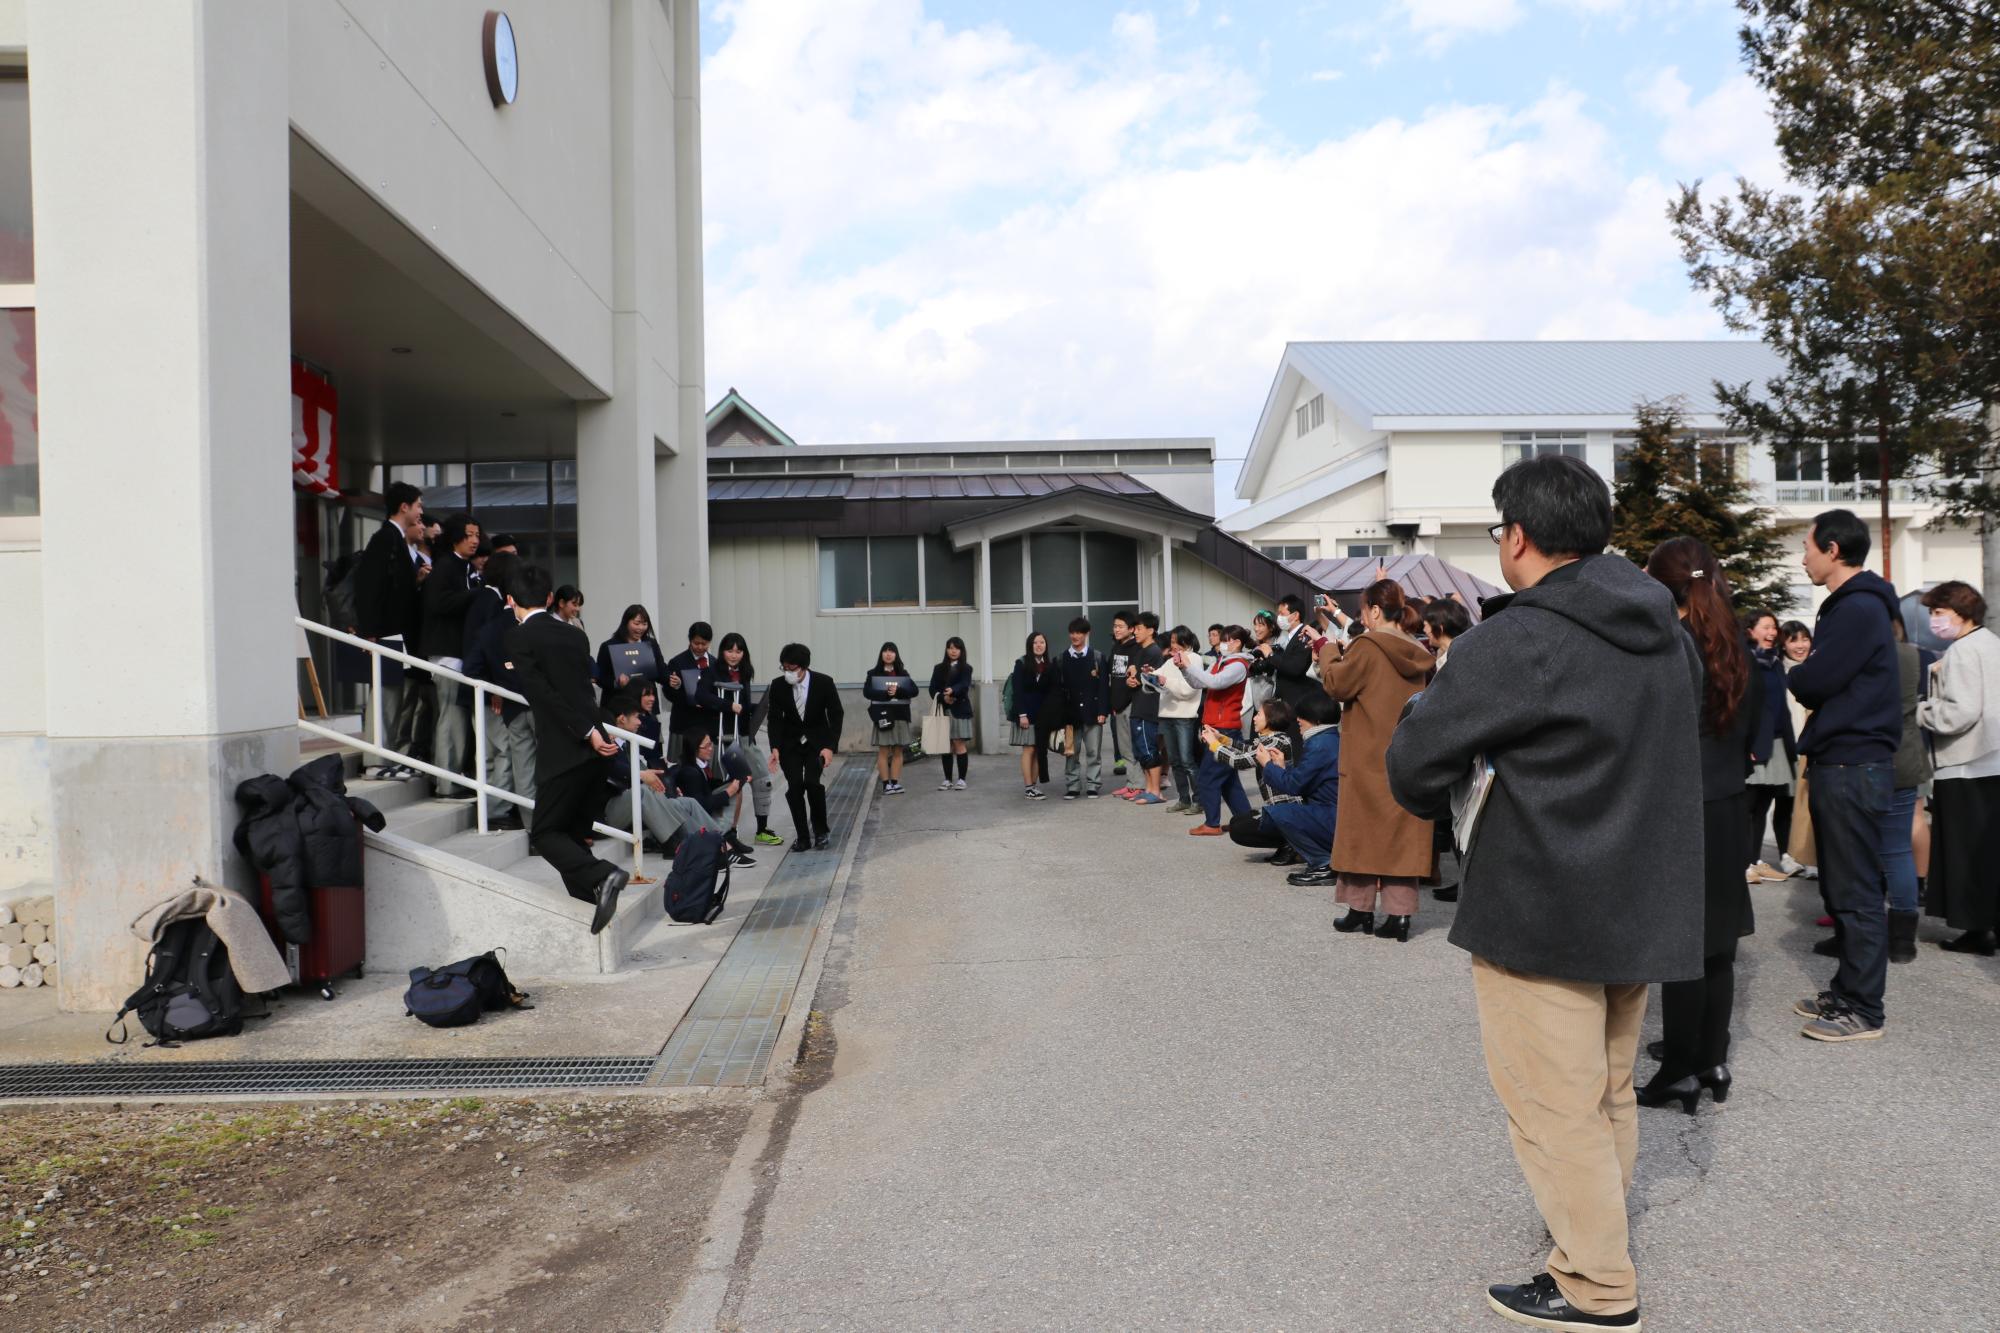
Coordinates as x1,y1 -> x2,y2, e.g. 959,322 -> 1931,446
1056,618 -> 1111,799
714,632 -> 783,847
1010,632 -> 1057,800
420,513 -> 483,798
767,643 -> 844,851
351,479 -> 425,769
863,642 -> 916,795
928,637 -> 975,790
503,564 -> 629,935
463,551 -> 535,828
1387,454 -> 1702,1332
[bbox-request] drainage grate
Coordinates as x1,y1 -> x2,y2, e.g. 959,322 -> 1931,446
651,763 -> 874,1087
0,1056 -> 657,1100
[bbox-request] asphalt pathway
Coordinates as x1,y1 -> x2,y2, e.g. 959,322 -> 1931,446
715,772 -> 2000,1331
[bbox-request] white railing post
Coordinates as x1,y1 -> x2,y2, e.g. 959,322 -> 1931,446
473,682 -> 489,835
369,651 -> 383,757
628,740 -> 644,877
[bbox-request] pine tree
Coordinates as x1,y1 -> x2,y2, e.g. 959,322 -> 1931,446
1611,400 -> 1793,612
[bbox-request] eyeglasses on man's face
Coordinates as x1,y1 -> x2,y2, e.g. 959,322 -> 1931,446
1488,523 -> 1510,545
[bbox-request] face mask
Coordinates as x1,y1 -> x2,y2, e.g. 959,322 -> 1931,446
1930,613 -> 1962,642
1277,614 -> 1296,632
781,668 -> 801,686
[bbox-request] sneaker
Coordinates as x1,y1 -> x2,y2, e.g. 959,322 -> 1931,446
727,850 -> 758,869
1801,1004 -> 1883,1043
939,779 -> 955,790
1112,786 -> 1140,798
1798,865 -> 1819,880
1745,865 -> 1762,884
1487,1273 -> 1639,1329
953,779 -> 967,790
1752,861 -> 1790,882
1779,853 -> 1804,875
1087,790 -> 1102,799
1793,990 -> 1838,1019
1026,787 -> 1047,801
1166,801 -> 1192,814
887,781 -> 905,795
754,830 -> 786,847
1113,762 -> 1128,776
1063,791 -> 1079,801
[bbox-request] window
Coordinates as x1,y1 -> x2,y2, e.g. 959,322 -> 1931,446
1296,394 -> 1325,437
1346,543 -> 1393,559
1029,531 -> 1083,602
990,536 -> 1025,605
1,72 -> 36,521
1260,544 -> 1309,562
817,535 -> 963,610
1503,431 -> 1585,464
923,533 -> 974,607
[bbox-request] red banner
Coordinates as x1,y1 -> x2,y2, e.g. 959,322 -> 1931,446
291,359 -> 339,496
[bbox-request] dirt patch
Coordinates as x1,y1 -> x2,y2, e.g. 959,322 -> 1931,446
1,1094 -> 752,1332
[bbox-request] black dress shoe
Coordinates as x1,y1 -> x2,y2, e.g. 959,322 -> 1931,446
590,868 -> 630,935
792,836 -> 811,853
813,834 -> 832,851
1432,883 -> 1459,902
1488,1273 -> 1638,1329
1374,913 -> 1411,942
1811,934 -> 1840,957
1697,1064 -> 1732,1103
1333,909 -> 1375,934
1286,865 -> 1336,886
1635,1073 -> 1702,1115
1645,1039 -> 1666,1062
1268,846 -> 1304,868
1940,929 -> 1998,956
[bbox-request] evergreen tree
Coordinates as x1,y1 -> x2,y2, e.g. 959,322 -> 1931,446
1669,0 -> 2000,587
1611,400 -> 1793,612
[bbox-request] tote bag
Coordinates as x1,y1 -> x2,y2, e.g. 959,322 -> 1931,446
921,697 -> 953,755
1788,772 -> 1817,867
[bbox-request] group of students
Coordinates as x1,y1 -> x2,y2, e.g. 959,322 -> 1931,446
995,589 -> 1479,941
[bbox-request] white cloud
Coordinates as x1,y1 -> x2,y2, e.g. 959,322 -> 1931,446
1398,0 -> 1631,48
1308,68 -> 1344,82
1638,66 -> 1786,185
700,2 -> 1729,509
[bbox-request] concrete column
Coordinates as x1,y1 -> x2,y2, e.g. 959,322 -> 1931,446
30,0 -> 296,1009
655,0 -> 709,633
1161,535 -> 1177,630
977,535 -> 995,753
575,2 -> 664,626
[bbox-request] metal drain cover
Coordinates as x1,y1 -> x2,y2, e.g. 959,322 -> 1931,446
0,1056 -> 657,1100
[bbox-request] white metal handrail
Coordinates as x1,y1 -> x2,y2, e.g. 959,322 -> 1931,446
296,615 -> 655,876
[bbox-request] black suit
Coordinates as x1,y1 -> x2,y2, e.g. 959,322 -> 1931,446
506,611 -> 616,901
353,520 -> 418,641
419,551 -> 477,663
1267,630 -> 1320,711
766,671 -> 844,839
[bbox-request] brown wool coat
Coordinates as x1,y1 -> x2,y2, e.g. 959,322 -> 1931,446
1320,629 -> 1436,878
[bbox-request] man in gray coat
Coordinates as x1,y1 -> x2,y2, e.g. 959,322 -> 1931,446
1387,454 -> 1703,1332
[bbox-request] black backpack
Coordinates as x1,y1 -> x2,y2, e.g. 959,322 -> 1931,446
663,825 -> 731,924
403,950 -> 531,1028
107,919 -> 246,1048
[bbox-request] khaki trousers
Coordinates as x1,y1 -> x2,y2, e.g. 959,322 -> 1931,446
1470,956 -> 1646,1316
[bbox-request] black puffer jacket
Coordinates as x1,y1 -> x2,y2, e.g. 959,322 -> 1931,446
232,755 -> 385,945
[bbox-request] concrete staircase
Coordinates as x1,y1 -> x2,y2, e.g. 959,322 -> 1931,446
326,748 -> 665,978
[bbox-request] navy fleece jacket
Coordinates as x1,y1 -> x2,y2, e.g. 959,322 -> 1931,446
1787,569 -> 1902,765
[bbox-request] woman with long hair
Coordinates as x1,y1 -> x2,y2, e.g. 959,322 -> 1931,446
863,641 -> 916,795
1312,579 -> 1435,940
1156,626 -> 1204,813
1740,609 -> 1798,882
1010,631 -> 1058,799
929,636 -> 976,790
713,632 -> 782,847
1638,537 -> 1759,1113
595,603 -> 670,693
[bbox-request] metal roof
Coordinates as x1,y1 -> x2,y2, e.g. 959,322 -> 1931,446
1287,341 -> 1787,420
1284,553 -> 1503,609
707,471 -> 1155,504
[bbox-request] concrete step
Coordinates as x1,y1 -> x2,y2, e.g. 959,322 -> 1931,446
430,825 -> 533,871
346,774 -> 432,818
379,796 -> 481,845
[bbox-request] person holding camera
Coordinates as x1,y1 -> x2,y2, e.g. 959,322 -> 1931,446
1117,612 -> 1169,804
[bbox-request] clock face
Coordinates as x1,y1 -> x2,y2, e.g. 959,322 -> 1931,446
486,11 -> 519,105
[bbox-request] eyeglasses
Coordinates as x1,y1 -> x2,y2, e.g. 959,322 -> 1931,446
1488,523 -> 1509,544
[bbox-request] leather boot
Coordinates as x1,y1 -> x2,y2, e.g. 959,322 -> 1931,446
1333,909 -> 1375,934
1887,910 -> 1919,964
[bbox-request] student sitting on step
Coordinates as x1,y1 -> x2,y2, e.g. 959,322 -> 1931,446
600,694 -> 716,861
671,733 -> 758,867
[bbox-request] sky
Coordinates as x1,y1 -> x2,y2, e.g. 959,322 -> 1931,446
696,0 -> 1786,515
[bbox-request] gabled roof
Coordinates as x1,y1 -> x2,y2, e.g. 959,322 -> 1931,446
705,388 -> 798,448
1236,340 -> 1785,499
1284,553 -> 1502,610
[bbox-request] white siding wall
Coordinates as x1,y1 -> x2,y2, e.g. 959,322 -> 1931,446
1386,430 -> 1507,517
1237,473 -> 1390,559
1171,548 -> 1270,635
0,548 -> 48,889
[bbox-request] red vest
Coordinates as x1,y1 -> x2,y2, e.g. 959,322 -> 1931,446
1200,656 -> 1249,732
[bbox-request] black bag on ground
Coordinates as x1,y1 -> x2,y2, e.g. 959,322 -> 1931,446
107,919 -> 245,1047
403,950 -> 531,1028
663,824 -> 731,925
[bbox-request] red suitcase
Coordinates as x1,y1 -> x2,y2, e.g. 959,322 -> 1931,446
255,832 -> 367,1000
